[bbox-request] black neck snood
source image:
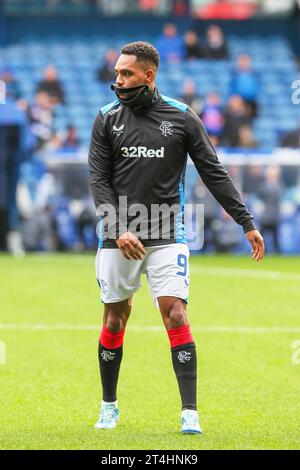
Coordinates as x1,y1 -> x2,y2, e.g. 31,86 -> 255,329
111,83 -> 158,112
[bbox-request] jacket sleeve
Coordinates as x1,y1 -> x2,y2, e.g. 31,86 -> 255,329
185,106 -> 256,233
88,111 -> 127,238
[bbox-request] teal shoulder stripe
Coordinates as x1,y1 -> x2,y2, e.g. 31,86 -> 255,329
100,99 -> 120,116
161,95 -> 187,113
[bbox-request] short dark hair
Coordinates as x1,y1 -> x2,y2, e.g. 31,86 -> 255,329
121,41 -> 160,70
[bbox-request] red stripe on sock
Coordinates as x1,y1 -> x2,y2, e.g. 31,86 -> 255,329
99,326 -> 125,349
167,324 -> 194,349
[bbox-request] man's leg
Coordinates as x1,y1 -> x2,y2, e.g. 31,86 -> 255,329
158,296 -> 201,434
95,297 -> 132,429
158,297 -> 197,410
98,297 -> 132,402
94,245 -> 143,429
143,244 -> 201,432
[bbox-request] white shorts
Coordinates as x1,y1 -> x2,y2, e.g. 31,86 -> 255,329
95,243 -> 190,308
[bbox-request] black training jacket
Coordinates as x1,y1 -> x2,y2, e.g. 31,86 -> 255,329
88,88 -> 256,248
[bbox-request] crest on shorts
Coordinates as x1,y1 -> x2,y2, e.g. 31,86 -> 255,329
178,351 -> 192,364
159,121 -> 174,137
101,350 -> 116,362
100,279 -> 108,295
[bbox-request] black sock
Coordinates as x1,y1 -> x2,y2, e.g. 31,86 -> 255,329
171,342 -> 197,411
98,343 -> 123,402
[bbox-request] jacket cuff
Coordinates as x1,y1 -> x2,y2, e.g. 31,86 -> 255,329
242,219 -> 257,233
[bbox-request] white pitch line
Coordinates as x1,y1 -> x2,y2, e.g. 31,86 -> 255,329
0,324 -> 300,333
26,255 -> 300,281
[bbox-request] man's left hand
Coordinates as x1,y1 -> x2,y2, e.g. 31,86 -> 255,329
246,229 -> 265,262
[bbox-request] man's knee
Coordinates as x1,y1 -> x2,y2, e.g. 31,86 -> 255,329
167,299 -> 188,329
105,315 -> 124,332
104,301 -> 132,332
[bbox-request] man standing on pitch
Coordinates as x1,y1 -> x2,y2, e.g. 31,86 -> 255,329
88,41 -> 264,434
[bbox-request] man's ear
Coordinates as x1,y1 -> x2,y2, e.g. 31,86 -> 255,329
145,69 -> 155,83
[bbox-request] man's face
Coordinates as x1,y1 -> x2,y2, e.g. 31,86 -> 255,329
44,66 -> 57,82
2,71 -> 12,83
238,55 -> 251,71
36,91 -> 52,109
114,54 -> 150,99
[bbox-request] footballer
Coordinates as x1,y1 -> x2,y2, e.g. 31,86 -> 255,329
88,41 -> 264,434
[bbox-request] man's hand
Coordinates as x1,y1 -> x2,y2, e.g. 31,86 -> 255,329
246,229 -> 265,262
116,232 -> 147,260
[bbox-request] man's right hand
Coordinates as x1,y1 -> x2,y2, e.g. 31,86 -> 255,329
116,232 -> 147,260
245,229 -> 265,262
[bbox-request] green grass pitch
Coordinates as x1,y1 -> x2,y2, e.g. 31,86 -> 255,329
0,253 -> 300,450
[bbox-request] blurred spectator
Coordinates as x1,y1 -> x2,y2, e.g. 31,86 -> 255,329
27,91 -> 56,152
243,165 -> 264,195
201,92 -> 224,138
36,65 -> 65,105
183,30 -> 204,60
77,197 -> 97,250
0,113 -> 25,255
22,205 -> 56,252
279,125 -> 300,148
212,209 -> 241,253
59,125 -> 81,152
208,134 -> 220,148
192,179 -> 218,252
156,23 -> 185,62
172,0 -> 189,16
258,166 -> 282,253
47,0 -> 88,9
227,164 -> 243,191
230,55 -> 260,119
52,199 -> 79,251
204,25 -> 228,59
196,0 -> 257,19
179,79 -> 202,115
237,124 -> 259,148
222,95 -> 250,147
97,48 -> 118,83
59,164 -> 89,199
0,68 -> 22,103
138,0 -> 172,14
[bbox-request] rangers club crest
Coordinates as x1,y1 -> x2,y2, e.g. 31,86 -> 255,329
159,121 -> 174,137
101,350 -> 116,362
178,351 -> 192,364
100,279 -> 108,296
